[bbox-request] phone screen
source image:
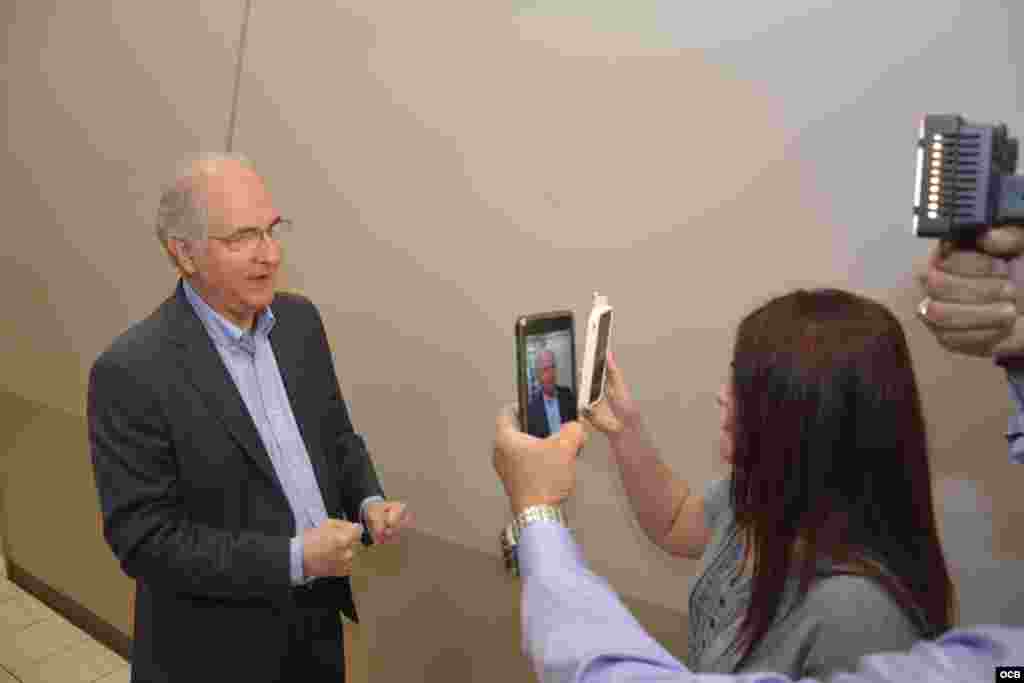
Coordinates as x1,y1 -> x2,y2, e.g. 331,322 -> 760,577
588,310 -> 612,405
517,313 -> 577,438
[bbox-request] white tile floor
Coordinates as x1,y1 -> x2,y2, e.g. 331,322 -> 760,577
0,548 -> 130,683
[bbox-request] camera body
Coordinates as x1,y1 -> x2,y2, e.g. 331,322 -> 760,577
913,114 -> 1024,241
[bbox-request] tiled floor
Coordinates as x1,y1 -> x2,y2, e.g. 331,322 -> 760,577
0,550 -> 130,683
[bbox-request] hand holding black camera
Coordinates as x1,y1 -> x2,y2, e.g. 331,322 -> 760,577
917,229 -> 1024,361
914,114 -> 1024,363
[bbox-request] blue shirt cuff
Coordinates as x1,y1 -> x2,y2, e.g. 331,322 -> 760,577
1006,369 -> 1024,464
518,520 -> 583,578
1010,437 -> 1024,466
289,536 -> 306,586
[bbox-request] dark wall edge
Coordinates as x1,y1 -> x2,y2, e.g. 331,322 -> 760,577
8,560 -> 132,661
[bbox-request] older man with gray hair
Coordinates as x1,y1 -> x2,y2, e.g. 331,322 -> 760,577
87,154 -> 410,682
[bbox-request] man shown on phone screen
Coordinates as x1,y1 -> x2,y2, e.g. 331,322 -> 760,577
527,349 -> 577,438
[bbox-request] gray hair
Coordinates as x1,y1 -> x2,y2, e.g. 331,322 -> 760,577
155,153 -> 255,248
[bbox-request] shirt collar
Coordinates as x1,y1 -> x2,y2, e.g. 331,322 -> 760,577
182,278 -> 275,352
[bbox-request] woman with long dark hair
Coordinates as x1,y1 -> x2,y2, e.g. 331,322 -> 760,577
586,288 -> 955,679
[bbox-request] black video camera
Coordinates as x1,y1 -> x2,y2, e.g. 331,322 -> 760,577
913,114 -> 1024,241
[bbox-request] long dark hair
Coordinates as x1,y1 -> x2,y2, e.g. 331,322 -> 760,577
729,289 -> 955,663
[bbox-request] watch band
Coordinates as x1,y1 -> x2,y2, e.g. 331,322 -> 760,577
513,504 -> 567,539
500,504 -> 568,576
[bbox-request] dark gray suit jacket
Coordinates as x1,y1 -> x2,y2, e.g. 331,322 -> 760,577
526,385 -> 577,438
87,282 -> 384,681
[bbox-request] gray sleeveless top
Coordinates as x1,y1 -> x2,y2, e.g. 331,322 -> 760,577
687,478 -> 928,680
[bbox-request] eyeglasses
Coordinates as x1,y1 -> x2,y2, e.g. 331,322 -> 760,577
210,218 -> 294,252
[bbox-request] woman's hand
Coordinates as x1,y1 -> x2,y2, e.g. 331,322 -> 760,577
583,351 -> 640,437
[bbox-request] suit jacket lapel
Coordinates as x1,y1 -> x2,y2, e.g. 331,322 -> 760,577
164,283 -> 284,492
561,386 -> 575,422
268,308 -> 339,517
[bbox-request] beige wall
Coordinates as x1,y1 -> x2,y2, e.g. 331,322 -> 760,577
4,1 -> 1024,678
232,0 -> 850,599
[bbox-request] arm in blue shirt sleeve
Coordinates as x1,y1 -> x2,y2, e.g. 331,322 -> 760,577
1005,369 -> 1024,464
517,522 -> 1024,683
518,522 -> 785,683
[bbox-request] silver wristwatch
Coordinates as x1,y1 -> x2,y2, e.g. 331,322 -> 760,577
500,504 -> 568,576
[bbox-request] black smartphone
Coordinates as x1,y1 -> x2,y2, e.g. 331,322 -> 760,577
515,311 -> 578,438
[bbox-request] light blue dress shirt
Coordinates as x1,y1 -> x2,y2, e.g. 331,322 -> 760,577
544,393 -> 563,436
183,280 -> 381,585
519,520 -> 1024,683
